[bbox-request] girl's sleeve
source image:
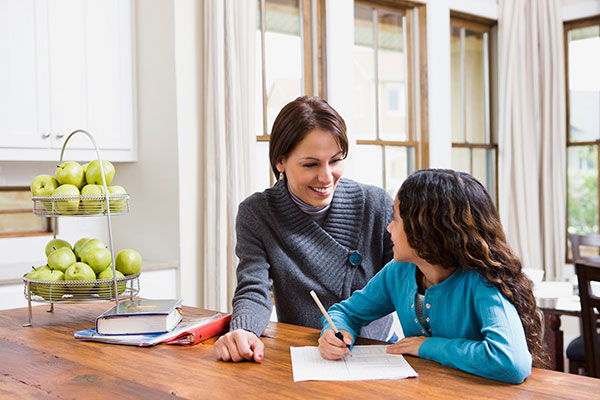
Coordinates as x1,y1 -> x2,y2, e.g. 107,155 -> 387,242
229,202 -> 273,337
418,285 -> 532,384
322,262 -> 398,343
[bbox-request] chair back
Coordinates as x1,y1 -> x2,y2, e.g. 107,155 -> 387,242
569,233 -> 600,263
574,259 -> 600,378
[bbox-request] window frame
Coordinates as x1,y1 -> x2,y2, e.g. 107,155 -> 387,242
353,0 -> 429,192
450,13 -> 498,205
564,15 -> 600,262
0,186 -> 54,238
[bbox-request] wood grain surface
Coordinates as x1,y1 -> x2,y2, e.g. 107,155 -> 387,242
0,303 -> 598,399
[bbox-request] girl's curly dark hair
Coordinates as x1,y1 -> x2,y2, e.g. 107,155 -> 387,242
397,169 -> 546,368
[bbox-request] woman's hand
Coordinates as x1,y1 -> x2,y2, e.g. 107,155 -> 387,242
215,329 -> 264,362
318,329 -> 353,360
386,336 -> 428,357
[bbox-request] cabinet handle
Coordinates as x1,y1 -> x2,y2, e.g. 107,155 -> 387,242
56,132 -> 65,139
42,132 -> 51,138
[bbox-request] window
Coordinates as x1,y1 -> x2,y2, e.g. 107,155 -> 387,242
255,0 -> 323,188
351,2 -> 426,196
0,187 -> 53,238
565,17 -> 600,258
450,15 -> 497,204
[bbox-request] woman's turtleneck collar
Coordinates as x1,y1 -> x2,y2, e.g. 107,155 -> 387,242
286,182 -> 330,225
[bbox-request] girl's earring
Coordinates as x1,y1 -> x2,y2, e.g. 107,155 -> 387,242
279,171 -> 284,181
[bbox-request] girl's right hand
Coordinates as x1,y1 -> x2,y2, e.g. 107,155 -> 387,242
318,329 -> 353,360
215,329 -> 264,363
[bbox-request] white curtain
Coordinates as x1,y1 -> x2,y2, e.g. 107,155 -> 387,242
202,0 -> 255,311
498,0 -> 566,280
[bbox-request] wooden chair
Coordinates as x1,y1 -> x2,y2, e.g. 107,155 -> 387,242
567,261 -> 600,377
567,234 -> 600,377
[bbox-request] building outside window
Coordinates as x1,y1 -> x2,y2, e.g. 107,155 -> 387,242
565,17 -> 600,259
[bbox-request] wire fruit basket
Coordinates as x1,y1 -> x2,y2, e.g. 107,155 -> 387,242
24,129 -> 140,326
23,273 -> 140,302
32,193 -> 130,216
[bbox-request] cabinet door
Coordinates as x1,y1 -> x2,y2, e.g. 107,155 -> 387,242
48,0 -> 134,152
0,0 -> 51,148
0,0 -> 135,159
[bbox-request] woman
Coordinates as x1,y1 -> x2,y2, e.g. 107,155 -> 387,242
215,96 -> 395,362
318,169 -> 546,384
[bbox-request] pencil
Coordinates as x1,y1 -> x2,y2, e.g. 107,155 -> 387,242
309,290 -> 352,356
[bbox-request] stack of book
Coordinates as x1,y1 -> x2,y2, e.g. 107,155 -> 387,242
74,298 -> 231,346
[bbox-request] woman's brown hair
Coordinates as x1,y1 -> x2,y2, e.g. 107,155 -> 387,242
269,96 -> 348,178
397,169 -> 546,367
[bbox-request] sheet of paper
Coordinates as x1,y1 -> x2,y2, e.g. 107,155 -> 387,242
290,345 -> 418,382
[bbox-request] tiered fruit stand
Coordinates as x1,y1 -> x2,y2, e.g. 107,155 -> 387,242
23,129 -> 140,326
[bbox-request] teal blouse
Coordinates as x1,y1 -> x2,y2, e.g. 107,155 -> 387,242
322,261 -> 532,384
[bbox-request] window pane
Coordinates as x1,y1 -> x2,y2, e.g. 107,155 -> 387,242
353,5 -> 377,140
472,148 -> 489,190
0,190 -> 31,210
264,0 -> 302,133
568,145 -> 598,235
450,26 -> 463,143
377,11 -> 406,141
254,141 -> 272,192
0,213 -> 42,232
0,189 -> 47,233
568,25 -> 600,143
351,145 -> 383,187
465,29 -> 485,143
255,28 -> 265,135
385,146 -> 410,196
451,147 -> 470,174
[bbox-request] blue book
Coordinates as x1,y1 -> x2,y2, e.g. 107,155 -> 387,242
95,298 -> 183,335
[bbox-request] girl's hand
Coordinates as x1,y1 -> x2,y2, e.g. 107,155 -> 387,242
386,336 -> 428,357
318,329 -> 353,360
215,329 -> 264,363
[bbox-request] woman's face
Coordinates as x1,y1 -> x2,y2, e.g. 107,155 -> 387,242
276,128 -> 344,207
387,199 -> 419,263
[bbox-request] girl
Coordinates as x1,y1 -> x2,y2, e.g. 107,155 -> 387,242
317,169 -> 545,384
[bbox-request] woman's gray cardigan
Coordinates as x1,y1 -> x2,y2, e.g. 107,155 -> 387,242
229,178 -> 395,341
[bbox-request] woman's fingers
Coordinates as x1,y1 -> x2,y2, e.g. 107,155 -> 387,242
215,329 -> 263,362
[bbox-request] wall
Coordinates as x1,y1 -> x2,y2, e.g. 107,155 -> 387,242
110,0 -> 181,283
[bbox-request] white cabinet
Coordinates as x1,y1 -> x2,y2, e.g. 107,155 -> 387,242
0,0 -> 136,161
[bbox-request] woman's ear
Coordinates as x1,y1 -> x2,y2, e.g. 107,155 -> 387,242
276,159 -> 285,173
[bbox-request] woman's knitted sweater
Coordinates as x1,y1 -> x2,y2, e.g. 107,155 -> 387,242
230,178 -> 394,340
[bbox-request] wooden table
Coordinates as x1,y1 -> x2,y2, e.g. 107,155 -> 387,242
1,303 -> 599,399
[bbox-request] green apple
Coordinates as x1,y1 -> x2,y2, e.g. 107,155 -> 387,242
81,247 -> 112,275
85,160 -> 115,185
30,174 -> 58,196
47,247 -> 76,273
51,184 -> 80,215
64,262 -> 97,291
107,185 -> 127,212
115,249 -> 142,275
31,174 -> 59,211
44,238 -> 71,257
97,267 -> 126,296
73,238 -> 90,261
25,265 -> 50,296
82,163 -> 89,175
36,268 -> 66,301
56,161 -> 85,189
78,239 -> 106,260
80,184 -> 107,214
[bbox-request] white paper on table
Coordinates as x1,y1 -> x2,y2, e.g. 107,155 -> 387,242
289,345 -> 418,382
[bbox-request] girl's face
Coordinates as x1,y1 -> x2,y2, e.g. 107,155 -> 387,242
387,199 -> 419,263
276,128 -> 344,207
